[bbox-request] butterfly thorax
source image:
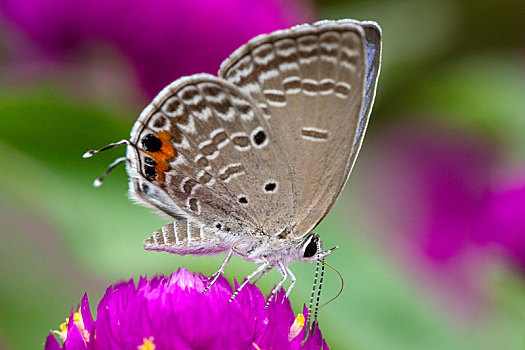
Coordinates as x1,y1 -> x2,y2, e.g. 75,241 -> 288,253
231,234 -> 307,265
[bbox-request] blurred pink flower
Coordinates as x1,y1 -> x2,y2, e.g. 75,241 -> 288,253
364,123 -> 525,316
376,123 -> 525,271
480,180 -> 525,271
401,127 -> 493,263
0,0 -> 312,97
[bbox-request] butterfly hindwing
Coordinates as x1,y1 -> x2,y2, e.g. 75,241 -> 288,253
128,74 -> 295,237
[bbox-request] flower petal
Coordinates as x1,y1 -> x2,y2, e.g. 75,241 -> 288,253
255,290 -> 296,349
80,293 -> 94,331
48,269 -> 328,349
44,333 -> 61,350
64,319 -> 87,350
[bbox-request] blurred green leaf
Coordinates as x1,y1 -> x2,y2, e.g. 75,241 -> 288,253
410,55 -> 525,160
474,266 -> 525,350
321,0 -> 459,66
0,84 -> 130,174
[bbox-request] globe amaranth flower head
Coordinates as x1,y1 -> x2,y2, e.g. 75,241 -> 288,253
45,268 -> 328,350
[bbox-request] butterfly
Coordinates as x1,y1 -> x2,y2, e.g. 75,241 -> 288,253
85,18 -> 381,327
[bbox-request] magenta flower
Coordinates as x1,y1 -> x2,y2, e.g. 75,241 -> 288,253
368,123 -> 525,311
479,179 -> 525,271
400,128 -> 494,264
383,125 -> 525,272
369,125 -> 494,266
45,268 -> 328,349
1,0 -> 312,98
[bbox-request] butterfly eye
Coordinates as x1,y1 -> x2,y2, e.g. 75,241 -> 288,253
303,236 -> 318,258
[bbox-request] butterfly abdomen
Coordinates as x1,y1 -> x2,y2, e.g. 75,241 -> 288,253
144,220 -> 230,255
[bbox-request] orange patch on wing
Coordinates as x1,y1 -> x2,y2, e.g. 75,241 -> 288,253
145,130 -> 175,182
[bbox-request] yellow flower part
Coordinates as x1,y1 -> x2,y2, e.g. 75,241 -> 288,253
138,336 -> 156,350
288,313 -> 305,341
73,310 -> 82,323
53,307 -> 90,343
53,320 -> 69,342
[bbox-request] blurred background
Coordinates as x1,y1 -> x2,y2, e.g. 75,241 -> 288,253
1,0 -> 524,349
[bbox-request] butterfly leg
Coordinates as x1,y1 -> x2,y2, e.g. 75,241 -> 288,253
229,258 -> 269,302
229,246 -> 269,284
232,246 -> 248,257
231,246 -> 271,283
202,249 -> 234,293
265,261 -> 288,308
284,265 -> 296,299
253,265 -> 272,284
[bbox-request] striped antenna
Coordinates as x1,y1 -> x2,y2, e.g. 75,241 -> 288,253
83,139 -> 137,187
93,157 -> 127,187
311,261 -> 326,333
303,260 -> 321,344
82,139 -> 130,158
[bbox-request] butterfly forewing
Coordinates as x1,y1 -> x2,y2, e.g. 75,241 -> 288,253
219,20 -> 373,238
337,22 -> 382,199
128,74 -> 294,236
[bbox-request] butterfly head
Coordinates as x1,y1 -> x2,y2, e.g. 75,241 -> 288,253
300,233 -> 338,262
